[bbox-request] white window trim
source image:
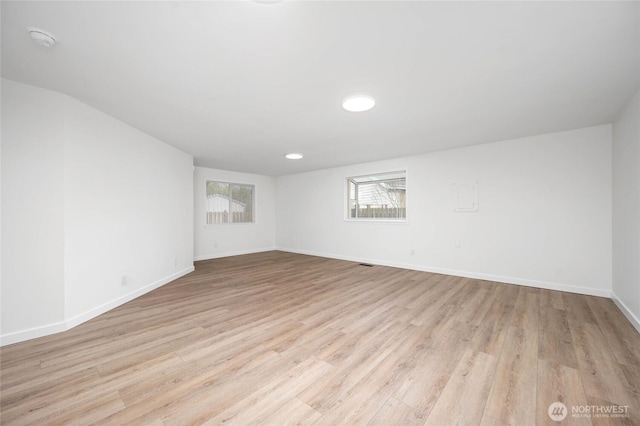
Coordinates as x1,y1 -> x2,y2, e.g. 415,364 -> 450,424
344,170 -> 408,223
204,179 -> 256,226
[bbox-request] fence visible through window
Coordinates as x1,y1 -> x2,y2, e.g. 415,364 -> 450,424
350,206 -> 406,219
205,181 -> 254,224
206,211 -> 250,224
346,171 -> 406,221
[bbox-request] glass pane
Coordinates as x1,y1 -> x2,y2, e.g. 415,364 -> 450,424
352,171 -> 406,183
346,172 -> 406,220
206,181 -> 231,224
348,180 -> 357,218
230,184 -> 254,223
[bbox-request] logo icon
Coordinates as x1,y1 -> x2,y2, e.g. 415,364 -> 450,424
548,402 -> 568,421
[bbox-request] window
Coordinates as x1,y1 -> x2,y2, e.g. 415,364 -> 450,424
346,171 -> 406,220
206,181 -> 254,224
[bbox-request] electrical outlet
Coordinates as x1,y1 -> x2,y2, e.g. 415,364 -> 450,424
172,257 -> 177,267
121,274 -> 128,286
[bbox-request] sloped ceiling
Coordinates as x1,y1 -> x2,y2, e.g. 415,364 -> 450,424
2,1 -> 638,176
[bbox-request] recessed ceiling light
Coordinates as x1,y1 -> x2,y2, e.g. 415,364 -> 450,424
342,95 -> 375,112
285,153 -> 303,160
27,27 -> 56,48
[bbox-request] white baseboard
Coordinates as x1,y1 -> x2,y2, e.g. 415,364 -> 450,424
0,321 -> 68,347
611,292 -> 640,334
277,247 -> 612,298
65,266 -> 195,330
194,246 -> 276,261
0,266 -> 195,347
4,251 -> 628,346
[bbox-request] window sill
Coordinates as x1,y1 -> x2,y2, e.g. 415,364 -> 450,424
344,218 -> 408,224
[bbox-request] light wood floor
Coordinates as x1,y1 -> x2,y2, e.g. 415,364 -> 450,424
1,251 -> 639,425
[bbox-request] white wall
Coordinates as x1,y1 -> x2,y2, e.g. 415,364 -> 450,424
194,167 -> 276,260
1,79 -> 194,345
613,89 -> 640,331
1,79 -> 624,344
63,93 -> 194,326
276,125 -> 613,296
1,80 -> 66,337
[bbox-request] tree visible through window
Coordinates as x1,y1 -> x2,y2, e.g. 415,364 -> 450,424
206,181 -> 254,224
347,171 -> 406,220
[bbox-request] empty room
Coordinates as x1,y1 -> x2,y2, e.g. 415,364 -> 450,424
1,1 -> 639,425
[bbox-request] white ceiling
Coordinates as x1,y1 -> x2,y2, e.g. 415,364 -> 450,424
2,1 -> 639,176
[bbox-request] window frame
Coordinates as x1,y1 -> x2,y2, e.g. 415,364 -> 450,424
344,170 -> 408,223
204,180 -> 256,225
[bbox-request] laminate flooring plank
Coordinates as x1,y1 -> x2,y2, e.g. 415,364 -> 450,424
393,320 -> 476,415
492,282 -> 521,307
367,397 -> 426,426
298,284 -> 382,329
0,357 -> 61,395
456,287 -> 498,326
536,359 -> 591,426
95,327 -> 207,376
299,320 -> 415,413
540,288 -> 565,311
388,272 -> 436,310
37,321 -> 201,371
174,311 -> 308,364
322,289 -> 399,332
260,397 -> 322,426
449,277 -> 485,310
424,348 -> 497,425
586,296 -> 640,368
0,368 -> 103,421
569,321 -> 640,422
275,321 -> 347,363
510,288 -> 540,332
539,305 -> 579,369
619,363 -> 640,395
201,357 -> 331,426
102,349 -> 284,424
2,251 -> 639,425
470,299 -> 516,356
2,388 -> 125,426
564,292 -> 599,326
312,327 -> 431,426
116,346 -> 272,407
482,325 -> 538,425
585,395 -> 637,426
403,273 -> 451,310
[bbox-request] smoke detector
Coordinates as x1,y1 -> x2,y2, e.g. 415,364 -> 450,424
27,27 -> 56,48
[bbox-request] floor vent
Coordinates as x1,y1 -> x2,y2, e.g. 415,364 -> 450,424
359,263 -> 374,267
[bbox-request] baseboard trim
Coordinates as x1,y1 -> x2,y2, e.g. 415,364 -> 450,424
194,247 -> 276,262
4,250 -> 622,346
0,266 -> 195,347
611,292 -> 640,334
0,321 -> 68,347
65,266 -> 195,330
277,247 -> 612,298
